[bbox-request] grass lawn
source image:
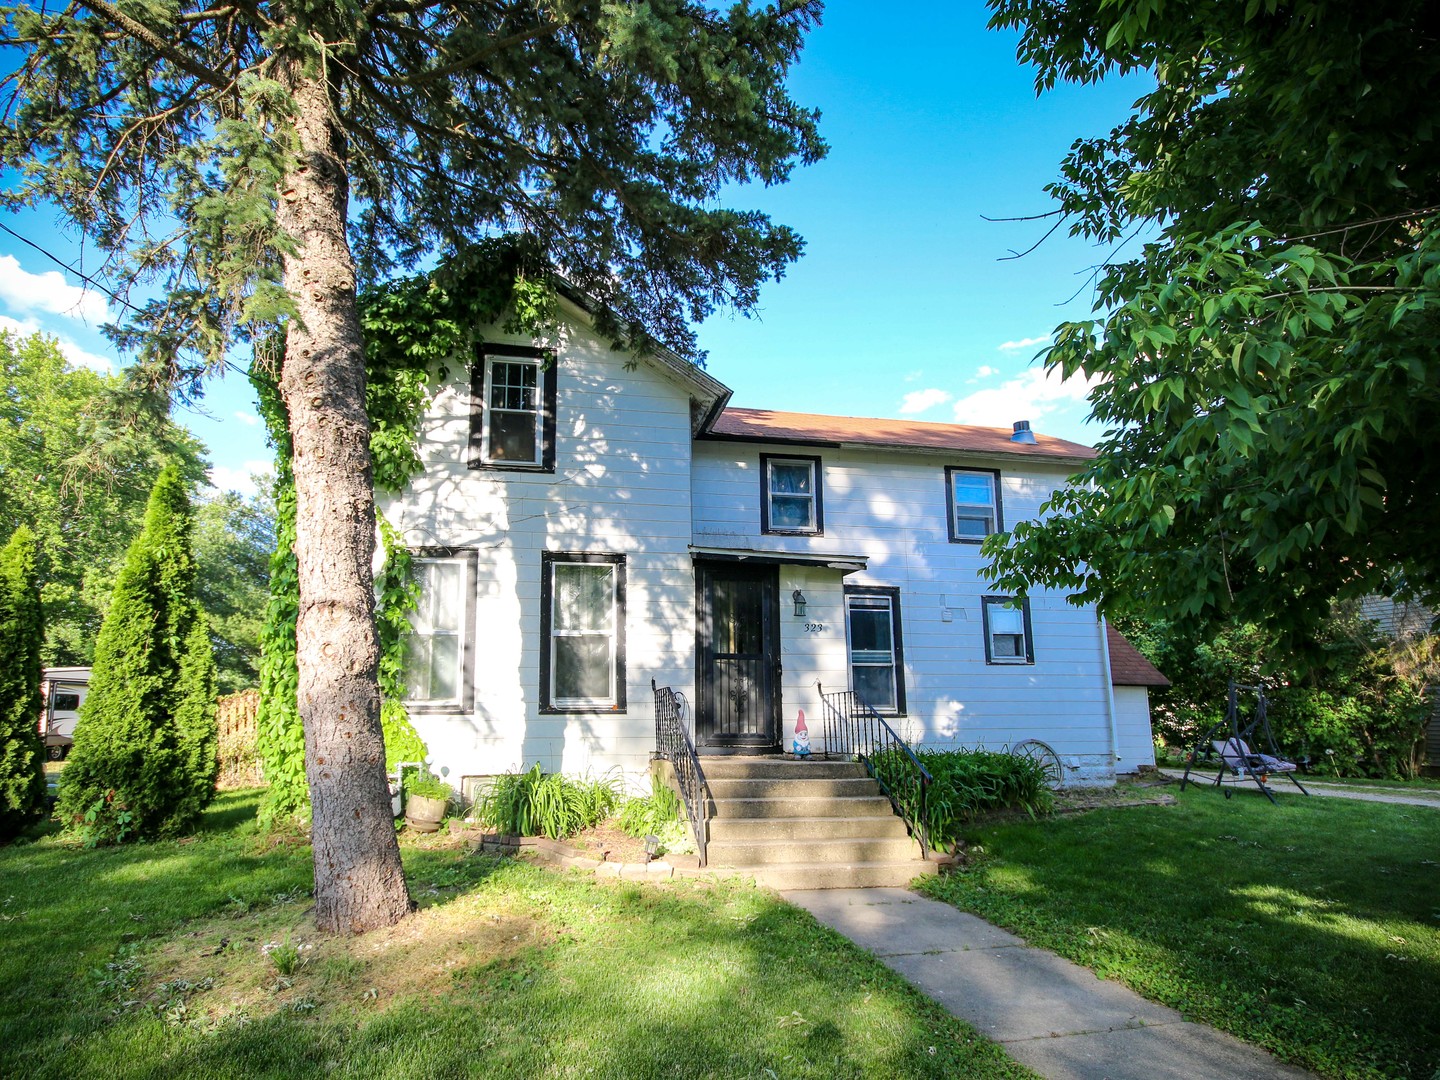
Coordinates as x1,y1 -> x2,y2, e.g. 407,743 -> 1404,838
1,791 -> 1031,1080
919,784 -> 1440,1080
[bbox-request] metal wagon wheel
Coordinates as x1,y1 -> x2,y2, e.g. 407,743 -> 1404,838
1010,738 -> 1064,790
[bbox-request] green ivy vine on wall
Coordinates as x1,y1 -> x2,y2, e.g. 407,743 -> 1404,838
252,237 -> 557,825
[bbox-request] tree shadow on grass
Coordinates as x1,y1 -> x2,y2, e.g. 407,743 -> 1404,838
38,875 -> 1026,1080
2,789 -> 1029,1080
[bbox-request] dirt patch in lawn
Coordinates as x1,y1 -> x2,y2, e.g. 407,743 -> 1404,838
1052,773 -> 1178,813
132,886 -> 552,1029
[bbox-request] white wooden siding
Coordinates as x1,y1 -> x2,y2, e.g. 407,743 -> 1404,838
378,318 -> 698,789
693,441 -> 1116,783
381,312 -> 1122,789
1114,687 -> 1158,772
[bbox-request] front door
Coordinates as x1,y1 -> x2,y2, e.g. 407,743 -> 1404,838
696,562 -> 781,750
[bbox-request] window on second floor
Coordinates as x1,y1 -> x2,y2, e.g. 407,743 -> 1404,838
469,344 -> 557,471
761,454 -> 824,535
946,467 -> 1002,542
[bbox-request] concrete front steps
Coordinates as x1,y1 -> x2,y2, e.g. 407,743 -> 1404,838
702,756 -> 935,890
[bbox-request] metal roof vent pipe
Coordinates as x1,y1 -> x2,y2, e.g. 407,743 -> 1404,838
1011,420 -> 1037,444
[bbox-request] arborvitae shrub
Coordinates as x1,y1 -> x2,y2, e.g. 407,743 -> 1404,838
56,466 -> 218,841
0,526 -> 47,840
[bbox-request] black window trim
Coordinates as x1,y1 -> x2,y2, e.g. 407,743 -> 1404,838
843,584 -> 906,716
945,466 -> 1003,544
404,547 -> 479,714
468,342 -> 558,472
981,594 -> 1035,665
759,452 -> 825,536
539,551 -> 628,714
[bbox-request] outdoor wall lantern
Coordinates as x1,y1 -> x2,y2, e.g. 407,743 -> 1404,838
792,589 -> 807,617
643,834 -> 660,865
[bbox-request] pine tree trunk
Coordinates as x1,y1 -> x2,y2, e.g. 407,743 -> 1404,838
276,65 -> 412,933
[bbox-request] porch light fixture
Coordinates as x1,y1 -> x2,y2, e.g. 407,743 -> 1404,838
792,589 -> 807,617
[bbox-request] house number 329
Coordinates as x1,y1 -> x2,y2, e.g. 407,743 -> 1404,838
803,621 -> 825,634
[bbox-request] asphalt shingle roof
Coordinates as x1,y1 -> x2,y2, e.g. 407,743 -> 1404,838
708,408 -> 1096,461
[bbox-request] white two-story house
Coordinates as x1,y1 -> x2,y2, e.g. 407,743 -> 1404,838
378,297 -> 1161,798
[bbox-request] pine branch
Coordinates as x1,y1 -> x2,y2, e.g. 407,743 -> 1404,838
74,0 -> 230,92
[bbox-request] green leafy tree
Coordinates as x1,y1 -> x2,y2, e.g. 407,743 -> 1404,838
983,0 -> 1440,653
193,490 -> 275,694
0,331 -> 208,666
56,466 -> 217,841
2,1 -> 823,930
0,526 -> 46,840
1121,611 -> 1431,778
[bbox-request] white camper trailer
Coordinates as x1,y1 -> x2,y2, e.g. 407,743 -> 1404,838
40,667 -> 90,760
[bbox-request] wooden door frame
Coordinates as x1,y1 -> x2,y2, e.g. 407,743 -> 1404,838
694,560 -> 782,752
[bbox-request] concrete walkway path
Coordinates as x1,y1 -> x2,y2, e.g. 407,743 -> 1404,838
1157,768 -> 1440,808
784,887 -> 1315,1080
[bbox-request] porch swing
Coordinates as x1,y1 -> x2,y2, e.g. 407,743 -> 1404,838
1180,681 -> 1310,804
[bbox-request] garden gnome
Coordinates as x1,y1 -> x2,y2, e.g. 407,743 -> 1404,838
793,709 -> 811,757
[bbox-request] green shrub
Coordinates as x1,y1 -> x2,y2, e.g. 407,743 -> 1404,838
0,526 -> 47,840
476,764 -> 619,839
403,768 -> 452,801
56,466 -> 218,841
617,777 -> 694,855
871,746 -> 1054,853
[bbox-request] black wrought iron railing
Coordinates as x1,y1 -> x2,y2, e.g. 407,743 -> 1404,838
651,679 -> 708,867
818,685 -> 933,858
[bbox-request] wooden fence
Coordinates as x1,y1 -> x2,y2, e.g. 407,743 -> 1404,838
216,689 -> 264,789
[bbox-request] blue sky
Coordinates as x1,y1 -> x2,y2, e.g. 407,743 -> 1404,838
0,4 -> 1150,496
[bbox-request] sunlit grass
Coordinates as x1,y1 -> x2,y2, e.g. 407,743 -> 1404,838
920,786 -> 1440,1080
2,790 -> 1032,1079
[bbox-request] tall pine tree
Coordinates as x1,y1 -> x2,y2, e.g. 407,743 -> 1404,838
56,466 -> 217,841
0,526 -> 46,841
2,0 -> 823,930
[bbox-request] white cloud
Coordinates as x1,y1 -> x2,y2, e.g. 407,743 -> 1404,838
996,335 -> 1051,353
234,410 -> 261,426
973,364 -> 997,379
951,366 -> 1098,428
208,460 -> 273,498
0,254 -> 109,323
897,388 -> 952,415
903,369 -> 924,383
0,314 -> 114,371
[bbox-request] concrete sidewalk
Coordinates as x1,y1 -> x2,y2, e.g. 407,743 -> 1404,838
784,887 -> 1314,1080
1157,768 -> 1440,808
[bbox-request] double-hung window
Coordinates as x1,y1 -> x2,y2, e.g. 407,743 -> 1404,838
946,467 -> 1002,542
470,344 -> 556,470
982,595 -> 1034,665
761,454 -> 824,535
845,586 -> 905,714
404,550 -> 477,710
541,553 -> 626,711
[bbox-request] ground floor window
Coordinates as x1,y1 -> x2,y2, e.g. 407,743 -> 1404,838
404,549 -> 477,710
541,552 -> 626,711
982,595 -> 1034,665
845,586 -> 905,715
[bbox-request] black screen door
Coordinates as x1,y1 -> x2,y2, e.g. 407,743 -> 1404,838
696,563 -> 780,749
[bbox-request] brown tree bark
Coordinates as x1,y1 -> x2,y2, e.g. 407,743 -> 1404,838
276,64 -> 413,933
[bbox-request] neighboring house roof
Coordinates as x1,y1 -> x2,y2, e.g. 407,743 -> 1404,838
706,407 -> 1097,460
1106,625 -> 1170,688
